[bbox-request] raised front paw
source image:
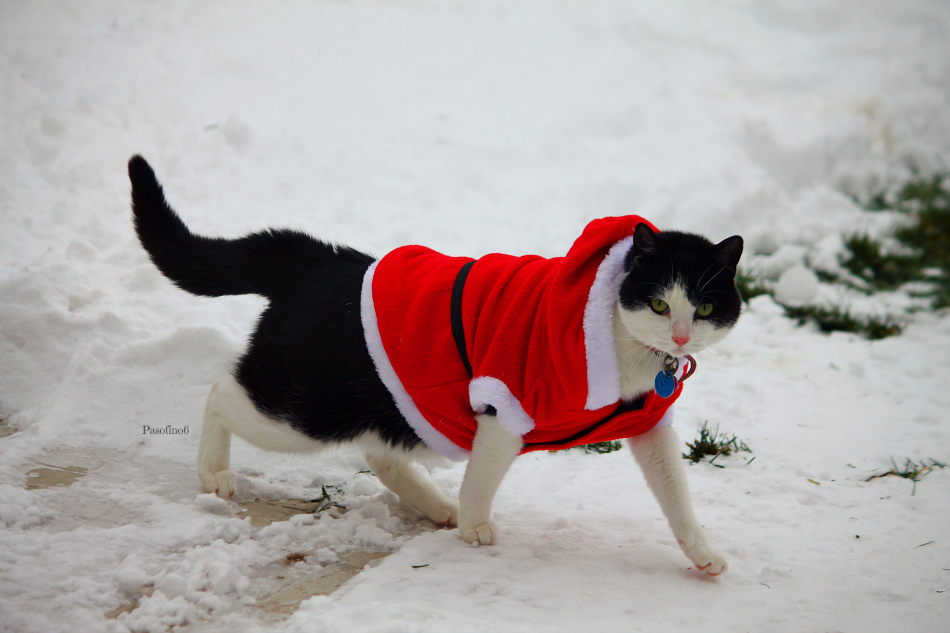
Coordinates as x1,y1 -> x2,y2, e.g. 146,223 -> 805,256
677,530 -> 728,576
459,520 -> 500,545
198,468 -> 236,499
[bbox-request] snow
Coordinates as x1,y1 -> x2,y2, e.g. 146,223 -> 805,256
1,1 -> 949,632
773,264 -> 820,307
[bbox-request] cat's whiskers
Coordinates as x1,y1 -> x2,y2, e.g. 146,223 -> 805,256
698,265 -> 727,295
634,349 -> 661,377
620,341 -> 663,384
628,347 -> 656,369
696,263 -> 715,290
619,343 -> 650,363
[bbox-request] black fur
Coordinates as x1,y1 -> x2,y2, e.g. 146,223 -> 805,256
129,156 -> 421,450
620,223 -> 743,329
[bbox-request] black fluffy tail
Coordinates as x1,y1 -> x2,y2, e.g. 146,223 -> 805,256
129,155 -> 374,298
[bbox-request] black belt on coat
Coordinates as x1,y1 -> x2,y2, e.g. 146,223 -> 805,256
450,260 -> 476,379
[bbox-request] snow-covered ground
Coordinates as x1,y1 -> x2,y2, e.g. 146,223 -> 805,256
1,1 -> 949,631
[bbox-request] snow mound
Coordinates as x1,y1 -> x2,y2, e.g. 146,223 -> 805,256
773,264 -> 820,307
0,484 -> 54,528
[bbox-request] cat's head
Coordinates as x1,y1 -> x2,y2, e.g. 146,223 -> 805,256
618,223 -> 743,357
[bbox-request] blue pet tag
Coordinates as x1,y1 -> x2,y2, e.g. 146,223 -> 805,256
654,370 -> 677,398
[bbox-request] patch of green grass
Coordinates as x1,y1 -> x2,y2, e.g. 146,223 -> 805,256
576,440 -> 623,454
932,282 -> 950,310
783,305 -> 903,340
776,170 -> 950,338
683,421 -> 751,466
844,172 -> 950,307
735,269 -> 771,303
855,172 -> 950,213
896,173 -> 950,212
866,458 -> 947,495
895,177 -> 950,307
842,234 -> 920,290
866,190 -> 892,211
731,172 -> 948,339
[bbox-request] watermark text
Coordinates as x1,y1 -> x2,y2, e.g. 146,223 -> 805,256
142,425 -> 190,435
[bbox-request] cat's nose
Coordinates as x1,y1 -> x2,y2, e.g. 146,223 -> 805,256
672,334 -> 690,348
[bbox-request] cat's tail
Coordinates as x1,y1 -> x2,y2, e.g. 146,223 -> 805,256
128,155 -> 373,299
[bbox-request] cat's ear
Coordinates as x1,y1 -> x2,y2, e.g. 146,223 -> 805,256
714,235 -> 744,270
625,223 -> 659,271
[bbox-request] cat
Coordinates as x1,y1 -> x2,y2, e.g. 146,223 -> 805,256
128,155 -> 743,576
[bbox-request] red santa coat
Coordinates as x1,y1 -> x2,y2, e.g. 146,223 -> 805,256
360,216 -> 686,461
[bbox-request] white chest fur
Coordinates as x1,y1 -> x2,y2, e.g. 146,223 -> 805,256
613,303 -> 666,401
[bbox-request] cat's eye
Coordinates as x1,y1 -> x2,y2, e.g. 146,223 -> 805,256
696,303 -> 714,317
650,298 -> 670,314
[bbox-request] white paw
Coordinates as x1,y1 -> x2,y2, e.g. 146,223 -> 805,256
677,530 -> 728,576
199,469 -> 236,499
459,520 -> 500,545
426,500 -> 459,527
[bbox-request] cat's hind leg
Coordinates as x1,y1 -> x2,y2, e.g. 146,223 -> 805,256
364,446 -> 459,527
629,424 -> 728,576
198,374 -> 327,498
197,380 -> 237,498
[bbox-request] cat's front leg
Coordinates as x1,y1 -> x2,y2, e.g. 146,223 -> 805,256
457,414 -> 523,545
629,424 -> 728,576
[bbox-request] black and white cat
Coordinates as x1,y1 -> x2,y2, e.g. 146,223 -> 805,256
128,155 -> 743,576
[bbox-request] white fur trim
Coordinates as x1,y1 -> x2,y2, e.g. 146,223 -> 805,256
583,236 -> 634,410
655,404 -> 675,429
360,260 -> 470,462
469,377 -> 536,437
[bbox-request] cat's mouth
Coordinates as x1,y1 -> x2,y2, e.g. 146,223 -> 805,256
643,342 -> 681,357
643,341 -> 698,358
